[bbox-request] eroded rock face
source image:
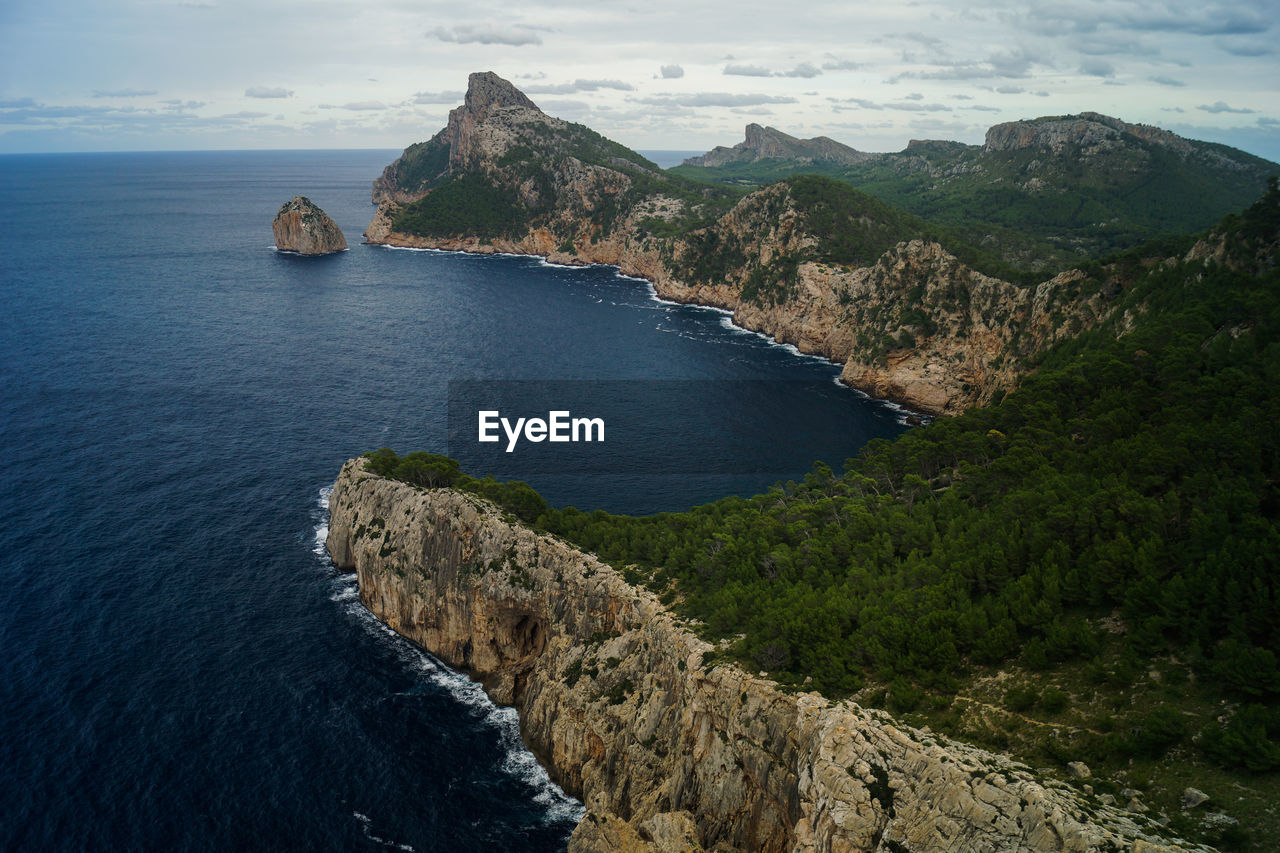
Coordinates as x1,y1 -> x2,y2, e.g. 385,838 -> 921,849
326,458 -> 1216,853
272,196 -> 347,255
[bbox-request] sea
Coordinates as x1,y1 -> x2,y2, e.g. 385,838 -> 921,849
0,150 -> 907,851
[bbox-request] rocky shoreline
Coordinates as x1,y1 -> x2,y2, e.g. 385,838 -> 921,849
326,457 -> 1212,853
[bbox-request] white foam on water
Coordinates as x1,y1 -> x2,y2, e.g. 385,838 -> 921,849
353,812 -> 416,851
312,486 -> 332,558
378,245 -> 461,254
311,489 -> 584,826
536,258 -> 583,270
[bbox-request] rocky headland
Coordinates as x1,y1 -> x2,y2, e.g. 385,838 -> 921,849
272,196 -> 347,255
326,456 -> 1215,853
361,72 -> 1131,417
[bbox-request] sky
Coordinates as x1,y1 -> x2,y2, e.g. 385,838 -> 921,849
1,0 -> 1277,160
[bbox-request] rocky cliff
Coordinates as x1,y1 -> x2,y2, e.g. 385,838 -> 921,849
683,124 -> 872,168
326,457 -> 1214,853
362,72 -> 1121,416
272,196 -> 347,255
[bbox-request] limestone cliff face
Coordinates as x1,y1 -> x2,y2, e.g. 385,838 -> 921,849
272,196 -> 347,255
361,73 -> 1118,416
326,458 -> 1213,853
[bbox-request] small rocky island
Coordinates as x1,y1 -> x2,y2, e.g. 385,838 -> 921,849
272,196 -> 347,255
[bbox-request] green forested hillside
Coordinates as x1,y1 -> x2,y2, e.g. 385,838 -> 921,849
366,182 -> 1280,849
671,129 -> 1278,271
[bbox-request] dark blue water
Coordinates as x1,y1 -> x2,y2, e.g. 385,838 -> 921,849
0,150 -> 906,851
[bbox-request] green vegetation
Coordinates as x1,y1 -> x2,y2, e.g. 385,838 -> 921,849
364,182 -> 1280,848
391,136 -> 452,194
671,134 -> 1277,271
392,172 -> 527,239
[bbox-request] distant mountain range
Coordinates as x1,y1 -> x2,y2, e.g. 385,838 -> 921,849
672,113 -> 1277,268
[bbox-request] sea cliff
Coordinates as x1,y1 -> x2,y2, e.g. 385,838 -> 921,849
326,457 -> 1212,853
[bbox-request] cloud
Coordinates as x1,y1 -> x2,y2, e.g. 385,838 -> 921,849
1149,75 -> 1186,87
1019,4 -> 1269,38
778,63 -> 822,78
1079,59 -> 1115,77
245,86 -> 292,99
995,85 -> 1024,94
659,64 -> 684,79
219,111 -> 270,120
1197,101 -> 1255,114
412,90 -> 464,104
830,97 -> 950,112
822,55 -> 860,71
725,62 -> 821,78
723,63 -> 773,77
92,88 -> 157,98
634,93 -> 798,107
1215,36 -> 1274,56
429,23 -> 542,46
895,48 -> 1039,81
525,79 -> 634,94
966,105 -> 1001,112
338,101 -> 386,111
0,97 -> 38,108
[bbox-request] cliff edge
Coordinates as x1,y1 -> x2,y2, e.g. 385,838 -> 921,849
326,457 -> 1213,853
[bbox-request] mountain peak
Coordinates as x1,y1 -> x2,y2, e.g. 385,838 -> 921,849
685,124 -> 869,167
463,71 -> 541,118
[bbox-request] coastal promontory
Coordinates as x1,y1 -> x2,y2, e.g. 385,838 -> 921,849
272,196 -> 347,255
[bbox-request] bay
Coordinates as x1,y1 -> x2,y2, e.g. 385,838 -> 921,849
0,150 -> 905,851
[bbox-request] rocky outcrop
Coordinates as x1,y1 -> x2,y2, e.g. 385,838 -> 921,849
326,458 -> 1215,853
982,112 -> 1244,166
684,124 -> 872,168
272,196 -> 347,255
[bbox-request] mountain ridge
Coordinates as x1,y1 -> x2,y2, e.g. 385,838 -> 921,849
363,71 -> 1141,416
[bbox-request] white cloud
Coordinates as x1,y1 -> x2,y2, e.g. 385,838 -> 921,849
723,63 -> 773,77
1197,101 -> 1256,114
429,24 -> 542,46
1149,75 -> 1186,87
659,64 -> 684,79
245,86 -> 292,99
1079,59 -> 1116,77
822,55 -> 860,71
92,88 -> 157,98
635,93 -> 798,108
412,91 -> 464,104
525,79 -> 634,94
779,63 -> 822,78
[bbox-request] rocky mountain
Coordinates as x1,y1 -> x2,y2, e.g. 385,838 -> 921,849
673,112 -> 1277,268
327,456 -> 1214,853
271,196 -> 346,255
682,123 -> 872,168
364,72 -> 1131,416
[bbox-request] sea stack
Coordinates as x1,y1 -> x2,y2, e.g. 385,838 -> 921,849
272,196 -> 347,255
